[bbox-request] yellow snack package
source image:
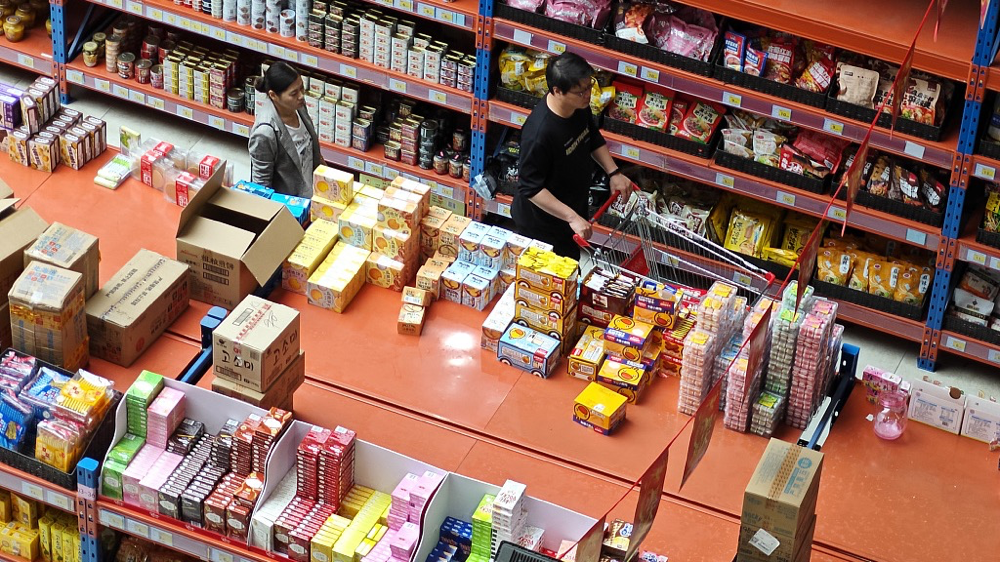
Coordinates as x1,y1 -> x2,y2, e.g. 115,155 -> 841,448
781,217 -> 817,256
817,249 -> 852,285
724,209 -> 771,257
762,247 -> 799,268
867,260 -> 899,298
847,250 -> 873,292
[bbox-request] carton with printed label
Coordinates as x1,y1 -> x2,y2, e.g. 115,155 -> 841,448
213,295 -> 301,392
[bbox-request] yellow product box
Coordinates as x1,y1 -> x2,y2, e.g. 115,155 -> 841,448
440,261 -> 475,304
505,233 -> 533,266
311,531 -> 337,562
0,490 -> 9,524
437,215 -> 472,257
283,240 -> 337,294
302,218 -> 341,245
415,265 -> 445,299
514,281 -> 576,316
384,186 -> 426,219
402,286 -> 433,307
393,176 -> 432,210
325,514 -> 352,531
307,245 -> 370,312
312,195 -> 349,223
432,250 -> 457,264
339,204 -> 378,250
426,206 -> 452,221
49,519 -> 64,562
365,253 -> 410,291
313,165 -> 355,203
419,214 -> 448,252
356,184 -> 385,202
573,382 -> 627,434
38,512 -> 52,561
568,326 -> 606,381
602,315 -> 655,362
373,226 -> 418,263
514,301 -> 577,340
333,528 -> 367,562
1,522 -> 39,561
11,494 -> 36,528
515,247 -> 579,297
59,526 -> 74,562
596,358 -> 648,404
462,274 -> 492,311
376,197 -> 419,234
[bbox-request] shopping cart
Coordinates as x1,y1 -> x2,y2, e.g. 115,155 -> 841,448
574,189 -> 776,300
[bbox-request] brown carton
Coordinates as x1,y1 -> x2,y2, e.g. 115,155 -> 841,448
85,249 -> 190,366
737,515 -> 816,562
176,167 -> 304,308
9,262 -> 88,370
24,222 -> 100,299
740,439 -> 823,548
397,303 -> 425,336
213,295 -> 300,391
0,202 -> 47,305
212,350 -> 305,408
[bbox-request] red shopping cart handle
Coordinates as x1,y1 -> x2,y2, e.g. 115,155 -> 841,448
575,183 -> 640,248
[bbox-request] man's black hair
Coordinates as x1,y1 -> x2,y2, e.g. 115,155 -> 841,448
545,52 -> 593,94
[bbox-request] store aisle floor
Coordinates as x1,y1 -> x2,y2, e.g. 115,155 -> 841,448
1,64 -> 995,399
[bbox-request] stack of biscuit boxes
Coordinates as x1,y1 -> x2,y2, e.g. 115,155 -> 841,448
513,247 -> 579,353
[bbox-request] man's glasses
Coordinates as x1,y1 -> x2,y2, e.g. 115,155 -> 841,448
566,77 -> 597,97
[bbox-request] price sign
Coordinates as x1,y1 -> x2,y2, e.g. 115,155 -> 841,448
497,202 -> 511,218
905,228 -> 927,247
287,50 -> 299,62
512,29 -> 532,45
164,13 -> 178,26
232,123 -> 250,136
112,84 -> 129,99
101,511 -> 126,530
733,272 -> 753,287
148,7 -> 163,20
776,191 -> 796,207
429,89 -> 447,104
453,14 -> 467,27
438,185 -> 455,199
383,167 -> 399,180
21,482 -> 43,501
396,0 -> 413,10
827,206 -> 848,221
125,519 -> 149,537
347,156 -> 365,170
903,141 -> 925,160
127,0 -> 143,14
150,528 -> 173,546
129,90 -> 145,104
303,54 -> 318,67
771,105 -> 792,121
210,548 -> 235,562
365,161 -> 384,177
639,67 -> 660,83
210,26 -> 227,41
95,79 -> 111,93
110,0 -> 123,8
617,61 -> 637,77
147,96 -> 165,110
620,144 -> 641,160
389,78 -> 407,93
990,256 -> 1000,271
340,64 -> 357,79
271,45 -> 287,58
177,105 -> 194,120
715,173 -> 734,189
438,9 -> 455,24
968,249 -> 987,265
419,3 -> 435,17
47,491 -> 72,512
66,69 -> 84,85
16,53 -> 33,69
944,336 -> 967,352
988,349 -> 1000,364
974,162 -> 996,180
209,115 -> 226,130
722,91 -> 742,107
180,18 -> 193,31
547,40 -> 566,54
511,111 -> 527,126
822,118 -> 845,135
228,32 -> 245,47
250,39 -> 268,53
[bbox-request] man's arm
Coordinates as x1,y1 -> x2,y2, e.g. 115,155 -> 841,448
592,144 -> 633,198
529,189 -> 593,240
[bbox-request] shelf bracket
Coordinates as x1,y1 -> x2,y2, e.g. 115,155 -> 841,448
935,238 -> 958,271
920,327 -> 941,365
966,64 -> 987,104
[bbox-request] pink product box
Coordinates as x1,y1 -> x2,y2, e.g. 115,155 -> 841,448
121,445 -> 166,507
138,452 -> 184,510
391,473 -> 420,506
389,523 -> 419,559
862,365 -> 902,403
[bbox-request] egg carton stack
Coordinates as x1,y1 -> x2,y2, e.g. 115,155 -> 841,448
490,480 -> 527,561
786,300 -> 838,429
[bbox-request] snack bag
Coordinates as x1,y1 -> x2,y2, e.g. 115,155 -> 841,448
836,64 -> 879,108
763,37 -> 796,83
867,260 -> 896,298
609,79 -> 644,124
636,86 -> 673,131
724,31 -> 747,71
817,249 -> 851,285
724,209 -> 770,257
847,250 -> 873,291
752,130 -> 786,167
744,46 -> 767,76
675,100 -> 725,143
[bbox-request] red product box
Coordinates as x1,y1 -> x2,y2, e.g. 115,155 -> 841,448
226,503 -> 251,540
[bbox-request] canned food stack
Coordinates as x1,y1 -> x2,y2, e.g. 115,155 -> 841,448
237,0 -> 250,25
265,0 -> 280,32
490,480 -> 527,560
513,247 -> 580,349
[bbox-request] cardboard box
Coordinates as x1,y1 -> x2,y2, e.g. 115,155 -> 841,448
212,350 -> 306,408
176,168 -> 304,308
573,383 -> 626,433
596,358 -> 647,404
24,222 -> 100,299
737,515 -> 816,562
0,201 -> 46,305
568,325 -> 606,381
741,439 -> 823,544
907,378 -> 965,434
514,301 -> 577,340
482,284 -> 515,352
313,165 -> 355,203
85,249 -> 190,367
397,303 -> 425,336
401,287 -> 432,307
514,282 -> 576,316
437,215 -> 472,257
213,295 -> 301,391
9,262 -> 88,370
497,324 -> 560,378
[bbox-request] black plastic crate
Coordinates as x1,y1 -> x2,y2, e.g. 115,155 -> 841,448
495,87 -> 543,111
978,137 -> 1000,160
0,389 -> 123,491
713,149 -> 829,194
943,315 -> 1000,347
976,227 -> 1000,249
713,48 -> 827,108
602,33 -> 719,78
824,87 -> 945,142
602,117 -> 717,159
854,191 -> 943,227
812,279 -> 926,321
494,3 -> 607,46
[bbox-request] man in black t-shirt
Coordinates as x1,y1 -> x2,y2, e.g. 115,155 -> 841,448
512,52 -> 632,260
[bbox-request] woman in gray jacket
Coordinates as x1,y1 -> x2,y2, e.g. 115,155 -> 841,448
248,61 -> 322,198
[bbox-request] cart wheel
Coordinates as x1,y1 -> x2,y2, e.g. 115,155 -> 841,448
531,369 -> 544,378
516,299 -> 527,309
548,330 -> 560,339
517,280 -> 529,290
499,357 -> 512,366
515,319 -> 528,327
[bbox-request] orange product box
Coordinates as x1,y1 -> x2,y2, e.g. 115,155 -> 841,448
514,282 -> 576,316
393,176 -> 432,211
313,165 -> 355,203
365,253 -> 411,291
397,303 -> 425,336
596,358 -> 648,404
426,206 -> 452,221
339,204 -> 378,250
514,301 -> 577,340
311,195 -> 349,223
402,286 -> 433,307
376,197 -> 419,234
416,264 -> 445,299
437,215 -> 472,257
373,226 -> 418,263
419,214 -> 448,253
568,325 -> 606,381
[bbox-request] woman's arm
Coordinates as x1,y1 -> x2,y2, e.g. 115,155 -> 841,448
249,124 -> 278,187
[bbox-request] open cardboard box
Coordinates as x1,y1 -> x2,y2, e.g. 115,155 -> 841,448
176,167 -> 303,309
0,196 -> 49,304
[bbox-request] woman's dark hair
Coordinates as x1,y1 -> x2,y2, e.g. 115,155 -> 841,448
545,52 -> 593,94
255,61 -> 300,94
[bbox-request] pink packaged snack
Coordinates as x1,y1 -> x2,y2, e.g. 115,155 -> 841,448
647,7 -> 717,62
544,0 -> 612,28
505,0 -> 544,11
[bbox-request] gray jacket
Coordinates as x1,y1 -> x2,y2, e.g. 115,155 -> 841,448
248,98 -> 322,198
